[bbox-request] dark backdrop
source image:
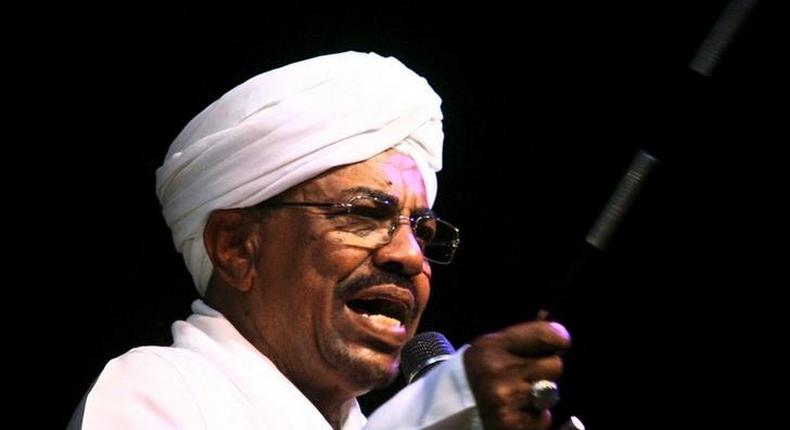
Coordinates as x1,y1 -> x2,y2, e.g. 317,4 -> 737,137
43,2 -> 781,428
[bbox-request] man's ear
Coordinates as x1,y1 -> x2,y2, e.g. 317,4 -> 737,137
203,209 -> 259,292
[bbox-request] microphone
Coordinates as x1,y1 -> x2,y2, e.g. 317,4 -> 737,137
689,0 -> 760,76
400,331 -> 456,384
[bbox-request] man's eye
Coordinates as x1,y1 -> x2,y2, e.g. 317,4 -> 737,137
348,205 -> 391,220
414,220 -> 436,242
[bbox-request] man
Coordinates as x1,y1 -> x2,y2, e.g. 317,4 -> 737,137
69,51 -> 570,429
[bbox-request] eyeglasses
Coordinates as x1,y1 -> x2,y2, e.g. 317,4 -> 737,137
253,194 -> 460,264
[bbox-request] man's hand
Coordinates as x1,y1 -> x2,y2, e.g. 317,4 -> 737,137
463,321 -> 571,430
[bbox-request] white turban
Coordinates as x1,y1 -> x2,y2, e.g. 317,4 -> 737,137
155,51 -> 444,295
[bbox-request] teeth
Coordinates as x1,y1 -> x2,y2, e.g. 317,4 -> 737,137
361,313 -> 403,327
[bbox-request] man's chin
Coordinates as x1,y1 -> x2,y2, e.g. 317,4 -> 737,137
325,340 -> 402,391
347,348 -> 401,390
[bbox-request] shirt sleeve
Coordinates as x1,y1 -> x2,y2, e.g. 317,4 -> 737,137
71,349 -> 206,430
363,346 -> 483,430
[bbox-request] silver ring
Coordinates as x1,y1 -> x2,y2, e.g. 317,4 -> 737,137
529,379 -> 560,410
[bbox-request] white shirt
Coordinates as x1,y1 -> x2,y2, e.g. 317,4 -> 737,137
69,300 -> 481,429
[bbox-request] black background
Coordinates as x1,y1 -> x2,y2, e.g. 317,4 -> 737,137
35,2 -> 781,428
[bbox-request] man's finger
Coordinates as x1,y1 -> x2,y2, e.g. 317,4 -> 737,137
501,321 -> 571,357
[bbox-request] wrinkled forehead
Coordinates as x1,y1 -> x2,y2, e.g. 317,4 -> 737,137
289,150 -> 428,207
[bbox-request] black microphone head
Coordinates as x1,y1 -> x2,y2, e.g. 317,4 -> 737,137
400,331 -> 456,384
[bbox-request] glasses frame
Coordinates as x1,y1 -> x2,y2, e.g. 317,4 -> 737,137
252,194 -> 460,264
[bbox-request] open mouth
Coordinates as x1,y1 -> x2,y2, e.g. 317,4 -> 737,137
347,297 -> 408,327
342,285 -> 415,342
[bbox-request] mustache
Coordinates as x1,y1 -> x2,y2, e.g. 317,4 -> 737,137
338,271 -> 416,298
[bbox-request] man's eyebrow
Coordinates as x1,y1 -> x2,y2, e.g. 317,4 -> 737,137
341,186 -> 399,206
340,186 -> 433,216
412,207 -> 435,218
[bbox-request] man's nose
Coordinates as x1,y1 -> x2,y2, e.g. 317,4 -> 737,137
372,221 -> 424,276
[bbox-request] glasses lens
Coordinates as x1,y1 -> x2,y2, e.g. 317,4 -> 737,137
347,195 -> 397,221
329,196 -> 395,249
335,195 -> 459,264
418,217 -> 459,264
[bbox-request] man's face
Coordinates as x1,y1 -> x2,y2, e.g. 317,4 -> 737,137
250,149 -> 433,395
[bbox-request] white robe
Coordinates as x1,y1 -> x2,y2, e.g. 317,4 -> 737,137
69,300 -> 482,429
